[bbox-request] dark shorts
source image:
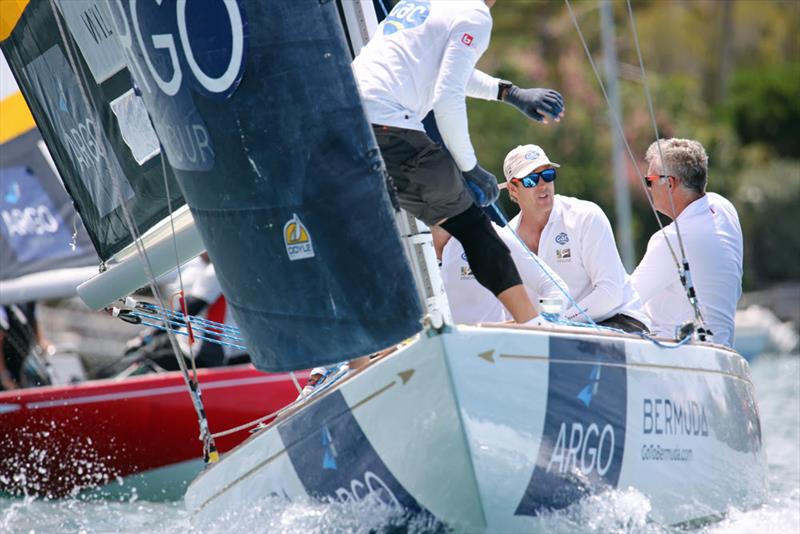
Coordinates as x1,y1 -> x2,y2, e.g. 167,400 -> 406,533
372,125 -> 473,225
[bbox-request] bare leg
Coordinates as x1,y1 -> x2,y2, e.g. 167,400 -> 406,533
497,284 -> 537,323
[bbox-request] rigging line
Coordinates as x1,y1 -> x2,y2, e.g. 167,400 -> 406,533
289,371 -> 305,396
131,311 -> 246,343
623,0 -> 707,328
138,321 -> 247,351
376,0 -> 389,19
48,1 -> 217,460
490,206 -> 597,327
624,0 -> 689,261
563,0 -> 682,273
211,395 -> 305,439
161,154 -> 201,382
137,302 -> 242,334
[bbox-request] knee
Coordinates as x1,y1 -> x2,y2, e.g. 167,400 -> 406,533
441,206 -> 521,295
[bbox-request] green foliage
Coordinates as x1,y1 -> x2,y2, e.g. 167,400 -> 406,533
726,64 -> 800,158
735,160 -> 800,286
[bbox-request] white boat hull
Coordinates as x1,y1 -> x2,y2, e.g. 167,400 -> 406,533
185,326 -> 767,531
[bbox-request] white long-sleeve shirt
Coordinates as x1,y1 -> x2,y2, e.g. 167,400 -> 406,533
631,193 -> 743,346
440,223 -> 567,323
352,0 -> 500,171
507,196 -> 649,326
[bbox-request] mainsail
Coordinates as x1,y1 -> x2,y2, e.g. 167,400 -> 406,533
0,1 -> 185,262
101,0 -> 423,371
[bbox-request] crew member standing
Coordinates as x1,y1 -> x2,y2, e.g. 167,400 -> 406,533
352,0 -> 565,324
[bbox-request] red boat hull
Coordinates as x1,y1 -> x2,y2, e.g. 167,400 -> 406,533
0,366 -> 305,499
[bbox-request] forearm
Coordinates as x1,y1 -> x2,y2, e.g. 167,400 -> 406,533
563,284 -> 623,322
466,69 -> 501,101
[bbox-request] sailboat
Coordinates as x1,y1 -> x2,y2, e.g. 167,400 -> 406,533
1,0 -> 766,529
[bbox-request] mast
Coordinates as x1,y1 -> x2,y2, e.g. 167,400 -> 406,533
600,0 -> 634,271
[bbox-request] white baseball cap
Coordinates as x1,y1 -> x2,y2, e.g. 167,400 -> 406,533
502,144 -> 560,181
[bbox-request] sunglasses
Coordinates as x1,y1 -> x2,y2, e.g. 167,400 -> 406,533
644,174 -> 673,188
512,168 -> 557,188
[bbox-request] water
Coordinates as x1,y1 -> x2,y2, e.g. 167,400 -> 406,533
2,355 -> 798,534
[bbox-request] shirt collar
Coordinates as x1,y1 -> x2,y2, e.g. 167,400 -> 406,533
676,194 -> 709,222
511,195 -> 562,231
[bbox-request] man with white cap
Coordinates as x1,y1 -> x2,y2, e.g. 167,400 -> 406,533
500,144 -> 650,332
433,223 -> 567,324
352,0 -> 565,325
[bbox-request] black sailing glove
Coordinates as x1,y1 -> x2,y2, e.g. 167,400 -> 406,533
503,85 -> 565,123
463,164 -> 499,207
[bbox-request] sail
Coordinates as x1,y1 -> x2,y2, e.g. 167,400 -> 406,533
0,89 -> 99,303
0,2 -> 185,262
107,0 -> 423,372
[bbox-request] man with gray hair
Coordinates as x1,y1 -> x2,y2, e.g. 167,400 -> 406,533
631,138 -> 743,346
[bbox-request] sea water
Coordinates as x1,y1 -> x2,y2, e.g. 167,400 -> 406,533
2,354 -> 798,534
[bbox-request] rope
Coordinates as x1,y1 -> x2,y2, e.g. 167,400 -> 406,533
49,1 -> 218,463
623,0 -> 708,331
137,302 -> 242,335
563,0 -> 682,275
490,206 -> 597,327
563,0 -> 709,335
130,311 -> 245,345
137,320 -> 247,351
211,364 -> 350,438
376,0 -> 389,18
289,371 -> 305,396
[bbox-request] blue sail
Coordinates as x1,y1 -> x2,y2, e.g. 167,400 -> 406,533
107,1 -> 423,371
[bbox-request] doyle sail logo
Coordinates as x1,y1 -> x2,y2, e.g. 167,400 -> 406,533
382,0 -> 430,35
284,213 -> 314,261
516,338 -> 627,516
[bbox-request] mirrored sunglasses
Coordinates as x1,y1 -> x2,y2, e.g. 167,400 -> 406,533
513,168 -> 557,188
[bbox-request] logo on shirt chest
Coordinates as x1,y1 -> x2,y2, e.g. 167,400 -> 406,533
556,248 -> 571,262
555,232 -> 570,245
